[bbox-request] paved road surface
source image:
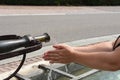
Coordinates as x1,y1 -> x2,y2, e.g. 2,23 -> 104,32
0,13 -> 120,46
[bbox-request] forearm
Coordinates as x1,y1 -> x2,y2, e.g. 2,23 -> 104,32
73,51 -> 119,71
74,41 -> 114,52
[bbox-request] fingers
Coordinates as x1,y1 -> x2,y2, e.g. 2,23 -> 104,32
53,44 -> 63,49
53,44 -> 70,50
44,52 -> 60,59
43,50 -> 62,60
44,50 -> 61,57
43,52 -> 63,63
43,44 -> 71,64
49,58 -> 70,64
43,49 -> 66,64
50,60 -> 65,64
43,52 -> 70,64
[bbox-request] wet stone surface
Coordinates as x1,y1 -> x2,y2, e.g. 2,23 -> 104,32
81,70 -> 120,80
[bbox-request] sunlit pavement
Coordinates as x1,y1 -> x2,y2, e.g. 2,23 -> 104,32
0,6 -> 120,15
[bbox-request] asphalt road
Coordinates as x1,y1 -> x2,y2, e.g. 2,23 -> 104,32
95,6 -> 120,12
0,12 -> 120,46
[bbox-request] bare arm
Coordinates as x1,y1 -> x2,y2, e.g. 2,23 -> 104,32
74,47 -> 120,71
73,41 -> 120,71
73,41 -> 114,52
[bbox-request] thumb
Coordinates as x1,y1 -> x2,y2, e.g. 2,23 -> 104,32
53,44 -> 69,50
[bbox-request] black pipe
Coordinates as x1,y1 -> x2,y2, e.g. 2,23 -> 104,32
0,33 -> 50,53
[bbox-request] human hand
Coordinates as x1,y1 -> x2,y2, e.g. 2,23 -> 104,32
43,44 -> 76,64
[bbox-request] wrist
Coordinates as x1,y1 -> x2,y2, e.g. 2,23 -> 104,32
73,46 -> 80,51
71,49 -> 80,63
